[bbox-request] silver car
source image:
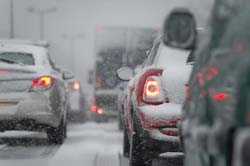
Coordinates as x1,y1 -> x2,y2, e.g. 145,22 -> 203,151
0,43 -> 73,144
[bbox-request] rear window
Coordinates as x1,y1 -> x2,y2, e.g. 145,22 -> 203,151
155,45 -> 190,68
96,95 -> 118,112
0,52 -> 35,65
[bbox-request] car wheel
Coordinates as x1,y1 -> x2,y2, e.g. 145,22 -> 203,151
129,114 -> 152,166
47,120 -> 66,145
123,128 -> 130,158
129,131 -> 152,166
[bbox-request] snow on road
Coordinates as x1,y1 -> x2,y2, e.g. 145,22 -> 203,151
0,122 -> 123,166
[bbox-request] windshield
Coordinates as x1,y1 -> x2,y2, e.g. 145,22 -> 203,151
0,52 -> 34,65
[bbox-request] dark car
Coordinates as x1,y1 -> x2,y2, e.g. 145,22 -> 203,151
162,2 -> 250,166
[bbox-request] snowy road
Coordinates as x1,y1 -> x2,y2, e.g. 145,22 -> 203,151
0,122 -> 126,166
0,121 -> 181,166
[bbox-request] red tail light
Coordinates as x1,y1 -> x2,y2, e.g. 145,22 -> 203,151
32,76 -> 54,90
97,108 -> 104,115
72,81 -> 80,91
137,69 -> 164,106
91,105 -> 97,112
144,78 -> 160,97
212,92 -> 230,102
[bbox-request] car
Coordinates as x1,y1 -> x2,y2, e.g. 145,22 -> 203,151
90,90 -> 118,123
162,3 -> 250,166
117,33 -> 193,165
0,42 -> 73,144
66,79 -> 86,122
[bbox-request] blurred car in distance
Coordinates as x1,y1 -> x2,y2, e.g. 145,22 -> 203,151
66,79 -> 86,122
92,27 -> 157,123
0,42 -> 73,144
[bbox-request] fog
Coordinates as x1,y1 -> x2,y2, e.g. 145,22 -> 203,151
0,0 -> 213,93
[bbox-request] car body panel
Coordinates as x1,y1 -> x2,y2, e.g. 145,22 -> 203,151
0,43 -> 67,131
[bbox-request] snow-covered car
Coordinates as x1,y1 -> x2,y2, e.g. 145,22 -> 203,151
117,36 -> 192,165
0,43 -> 73,144
66,79 -> 86,122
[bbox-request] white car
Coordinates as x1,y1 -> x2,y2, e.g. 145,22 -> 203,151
117,37 -> 192,165
0,43 -> 73,144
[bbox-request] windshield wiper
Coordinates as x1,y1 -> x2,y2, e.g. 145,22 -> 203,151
0,58 -> 24,66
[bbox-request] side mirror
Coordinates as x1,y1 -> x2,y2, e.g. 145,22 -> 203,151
117,67 -> 134,81
63,71 -> 74,80
163,8 -> 197,50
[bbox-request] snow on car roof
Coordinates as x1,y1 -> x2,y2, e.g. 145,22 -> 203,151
0,43 -> 48,66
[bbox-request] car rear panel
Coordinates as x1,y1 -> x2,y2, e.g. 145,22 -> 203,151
0,65 -> 60,128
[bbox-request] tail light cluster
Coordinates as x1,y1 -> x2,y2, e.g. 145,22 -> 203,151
71,80 -> 81,91
137,69 -> 165,106
32,76 -> 54,90
91,104 -> 104,115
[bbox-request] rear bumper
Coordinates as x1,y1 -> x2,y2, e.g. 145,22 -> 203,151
138,103 -> 182,129
136,103 -> 182,152
0,93 -> 61,130
142,127 -> 181,152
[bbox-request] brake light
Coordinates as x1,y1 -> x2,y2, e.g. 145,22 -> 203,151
97,108 -> 104,115
72,81 -> 80,91
137,69 -> 164,106
143,76 -> 164,104
144,78 -> 160,97
212,92 -> 230,102
91,105 -> 98,112
32,76 -> 54,90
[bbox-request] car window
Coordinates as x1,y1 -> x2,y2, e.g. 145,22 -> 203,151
154,44 -> 190,68
0,52 -> 35,65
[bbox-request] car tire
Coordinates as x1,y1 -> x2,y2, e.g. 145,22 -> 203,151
123,128 -> 130,158
47,120 -> 66,145
129,113 -> 152,166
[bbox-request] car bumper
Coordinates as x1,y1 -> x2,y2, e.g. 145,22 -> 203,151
138,103 -> 182,129
0,92 -> 61,130
137,103 -> 182,152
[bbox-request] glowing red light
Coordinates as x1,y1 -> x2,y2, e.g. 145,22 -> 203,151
32,76 -> 54,89
213,92 -> 230,102
91,105 -> 97,112
97,108 -> 104,115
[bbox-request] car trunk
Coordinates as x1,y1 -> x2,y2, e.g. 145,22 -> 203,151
0,65 -> 37,94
